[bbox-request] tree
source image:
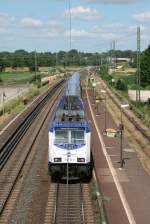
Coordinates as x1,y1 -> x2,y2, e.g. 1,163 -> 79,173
116,79 -> 128,91
140,45 -> 150,87
0,57 -> 5,72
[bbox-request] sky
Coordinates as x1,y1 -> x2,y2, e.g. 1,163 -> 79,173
0,0 -> 150,52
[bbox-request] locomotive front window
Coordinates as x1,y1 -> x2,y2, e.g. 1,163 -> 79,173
71,130 -> 84,144
55,130 -> 69,144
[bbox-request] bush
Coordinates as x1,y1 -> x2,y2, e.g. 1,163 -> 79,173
100,65 -> 113,82
115,79 -> 128,91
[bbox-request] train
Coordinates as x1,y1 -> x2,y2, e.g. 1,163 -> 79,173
48,72 -> 93,181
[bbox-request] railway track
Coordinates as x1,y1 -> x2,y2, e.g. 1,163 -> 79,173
95,75 -> 150,171
0,80 -> 64,171
44,182 -> 95,224
0,81 -> 65,221
54,183 -> 85,224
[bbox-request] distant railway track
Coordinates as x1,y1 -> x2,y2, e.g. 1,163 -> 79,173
0,80 -> 64,171
95,75 -> 150,171
44,182 -> 95,224
99,77 -> 150,140
0,81 -> 65,221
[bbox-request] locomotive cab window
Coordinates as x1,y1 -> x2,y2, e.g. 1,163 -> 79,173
55,130 -> 69,144
71,129 -> 85,144
55,128 -> 85,144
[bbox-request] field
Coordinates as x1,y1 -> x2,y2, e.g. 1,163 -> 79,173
100,67 -> 150,127
115,72 -> 137,89
0,72 -> 36,84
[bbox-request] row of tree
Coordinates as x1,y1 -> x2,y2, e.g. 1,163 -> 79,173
99,45 -> 150,87
0,49 -> 136,72
0,47 -> 149,86
140,45 -> 150,87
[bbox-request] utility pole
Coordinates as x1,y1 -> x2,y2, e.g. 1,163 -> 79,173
136,26 -> 141,104
113,40 -> 116,73
34,50 -> 37,82
55,52 -> 58,69
100,56 -> 103,66
110,42 -> 112,68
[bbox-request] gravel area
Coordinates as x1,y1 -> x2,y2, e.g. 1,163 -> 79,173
0,85 -> 31,108
10,116 -> 50,224
8,89 -> 61,223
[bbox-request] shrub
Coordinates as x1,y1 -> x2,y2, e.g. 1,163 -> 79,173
116,79 -> 128,91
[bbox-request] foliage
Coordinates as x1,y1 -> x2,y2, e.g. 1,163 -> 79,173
0,72 -> 36,84
29,64 -> 39,72
100,65 -> 113,83
115,79 -> 128,91
140,45 -> 150,87
0,49 -> 137,69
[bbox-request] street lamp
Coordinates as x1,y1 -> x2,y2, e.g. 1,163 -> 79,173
119,104 -> 129,168
92,82 -> 96,104
101,90 -> 107,133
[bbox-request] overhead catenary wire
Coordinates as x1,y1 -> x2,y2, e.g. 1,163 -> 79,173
66,1 -> 72,223
68,0 -> 72,51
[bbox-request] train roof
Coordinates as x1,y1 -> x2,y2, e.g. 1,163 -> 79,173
65,72 -> 81,97
49,121 -> 90,132
49,72 -> 91,132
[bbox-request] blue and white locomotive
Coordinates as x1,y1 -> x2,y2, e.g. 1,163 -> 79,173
48,73 -> 93,181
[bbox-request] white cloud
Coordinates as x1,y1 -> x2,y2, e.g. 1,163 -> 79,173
101,33 -> 121,40
48,20 -> 65,33
0,27 -> 9,33
92,26 -> 105,33
92,24 -> 147,38
128,25 -> 147,32
66,29 -> 96,38
133,11 -> 150,22
65,6 -> 100,21
141,34 -> 150,41
21,18 -> 43,28
30,32 -> 59,39
85,0 -> 148,4
0,13 -> 15,27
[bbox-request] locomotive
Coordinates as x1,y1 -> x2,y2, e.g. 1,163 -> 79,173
48,73 -> 93,181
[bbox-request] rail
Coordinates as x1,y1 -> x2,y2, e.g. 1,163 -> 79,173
53,183 -> 85,224
0,80 -> 64,171
96,76 -> 150,141
0,81 -> 64,217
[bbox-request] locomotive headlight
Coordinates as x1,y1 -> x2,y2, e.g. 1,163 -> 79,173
54,158 -> 62,162
77,158 -> 85,162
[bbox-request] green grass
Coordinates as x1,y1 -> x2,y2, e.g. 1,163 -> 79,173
99,70 -> 150,127
0,72 -> 36,84
10,102 -> 26,114
1,98 -> 26,115
113,70 -> 150,90
132,102 -> 150,125
113,72 -> 136,88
